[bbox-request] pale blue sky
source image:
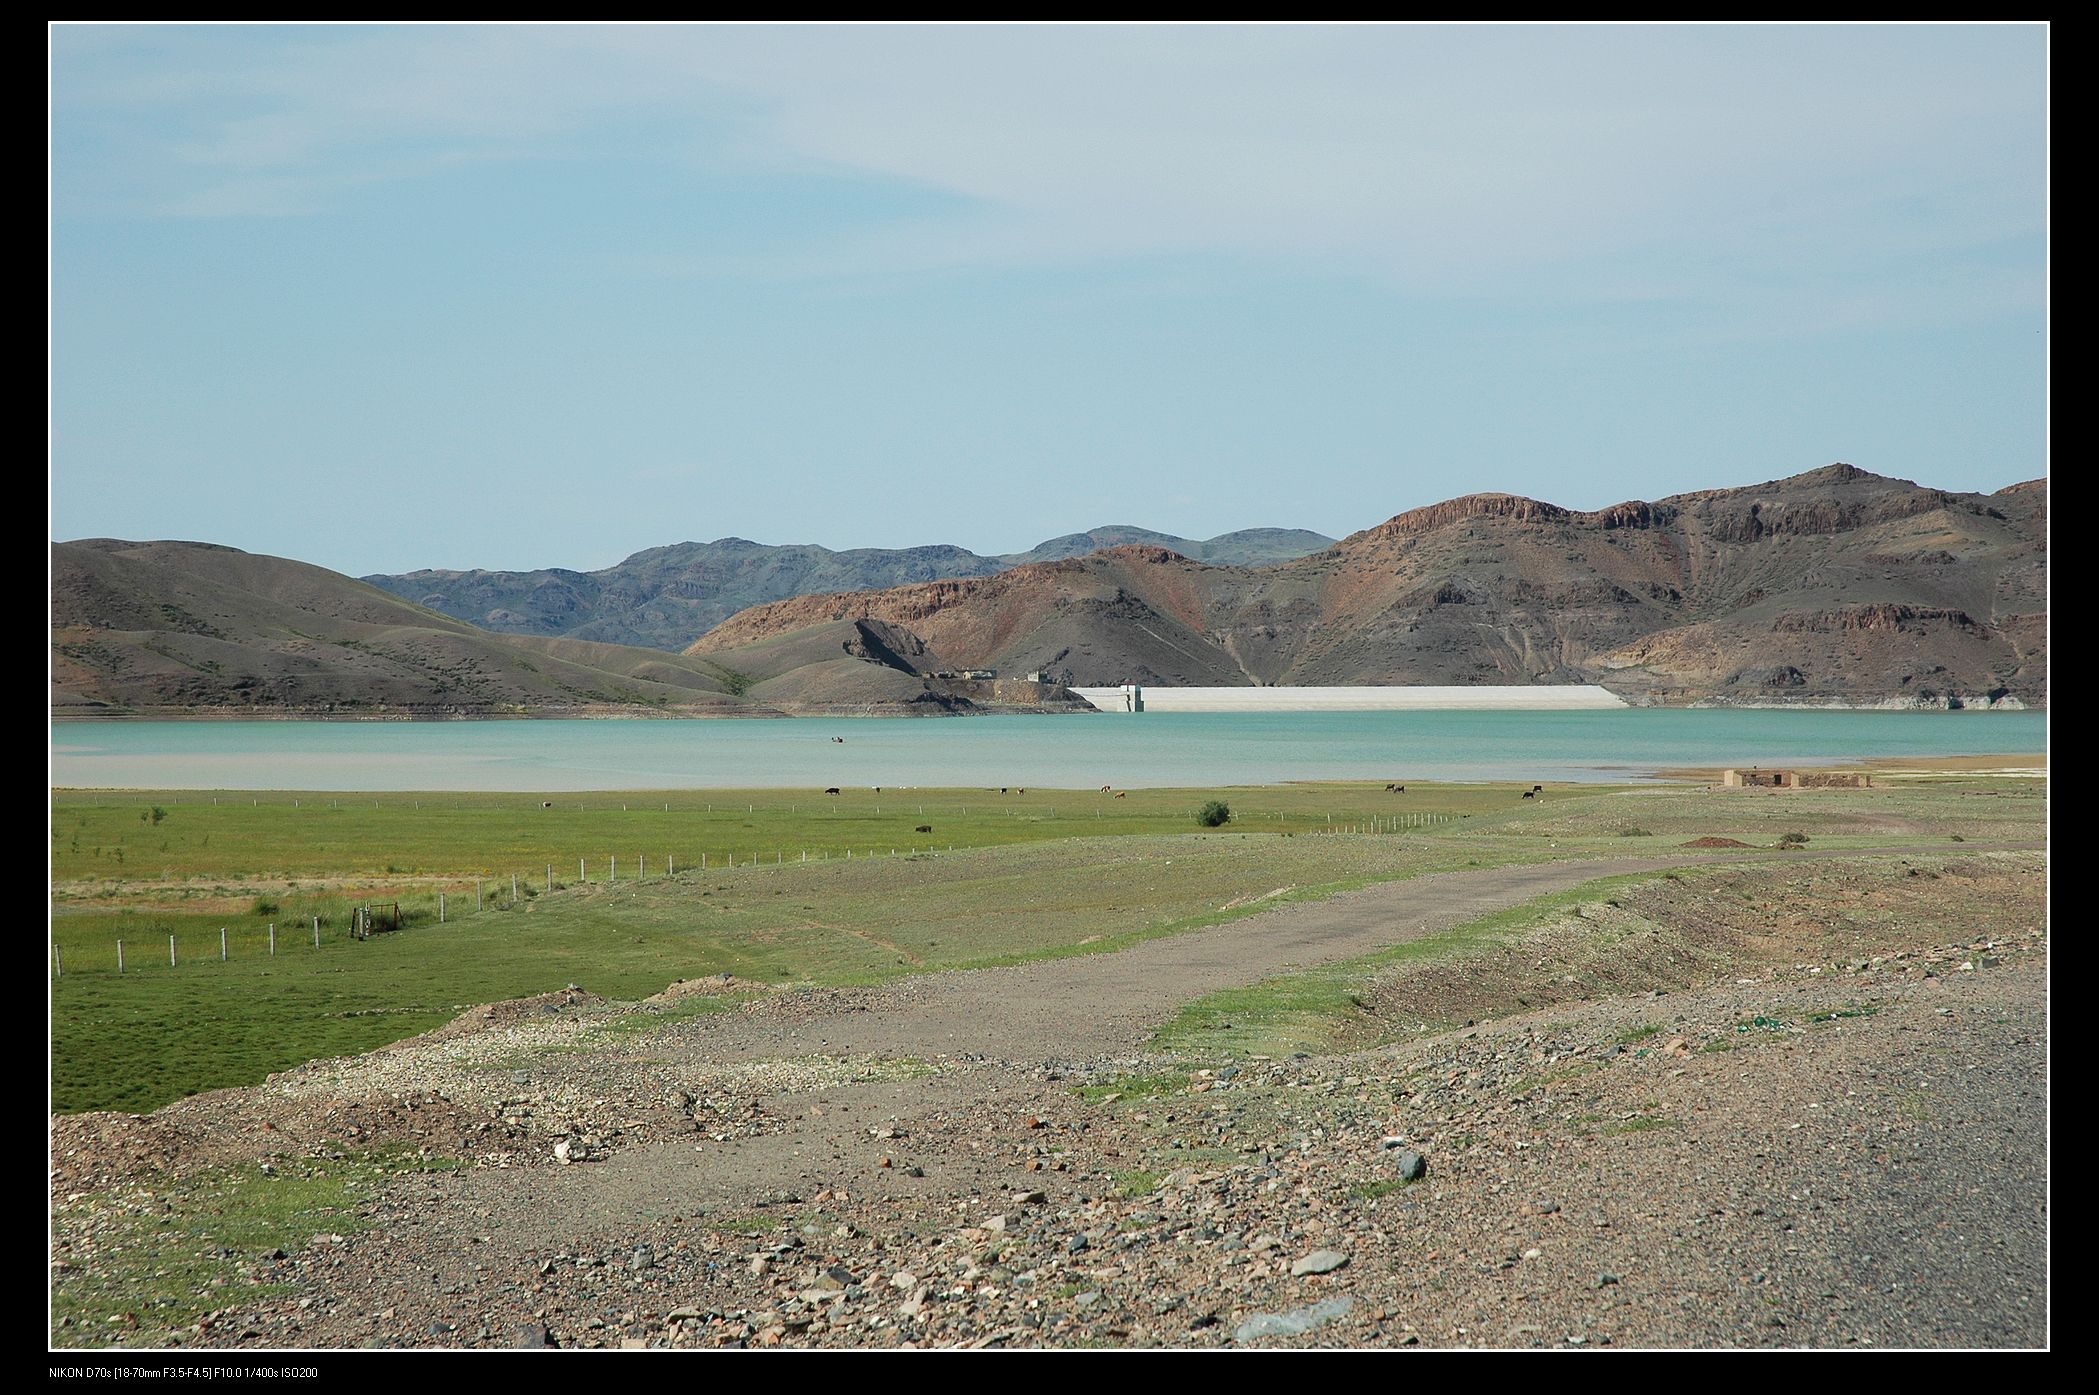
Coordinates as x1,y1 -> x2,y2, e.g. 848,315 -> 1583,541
51,23 -> 2047,575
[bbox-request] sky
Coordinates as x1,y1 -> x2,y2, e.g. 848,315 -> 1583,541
50,23 -> 2047,576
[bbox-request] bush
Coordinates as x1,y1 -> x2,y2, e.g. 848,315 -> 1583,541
1778,831 -> 1809,846
1196,801 -> 1232,828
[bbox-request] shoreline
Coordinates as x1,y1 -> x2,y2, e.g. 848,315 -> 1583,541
50,758 -> 2047,799
51,693 -> 2047,723
1653,752 -> 2048,782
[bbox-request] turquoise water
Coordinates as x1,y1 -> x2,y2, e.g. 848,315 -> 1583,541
48,710 -> 2047,792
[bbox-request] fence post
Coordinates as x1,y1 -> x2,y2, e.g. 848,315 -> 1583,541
117,939 -> 124,973
314,916 -> 320,948
477,881 -> 483,911
440,893 -> 446,923
512,873 -> 518,902
171,935 -> 177,967
270,924 -> 276,956
547,863 -> 553,893
220,927 -> 227,961
53,943 -> 60,979
639,855 -> 645,880
612,855 -> 617,882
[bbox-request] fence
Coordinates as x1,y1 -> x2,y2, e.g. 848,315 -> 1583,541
56,805 -> 1443,978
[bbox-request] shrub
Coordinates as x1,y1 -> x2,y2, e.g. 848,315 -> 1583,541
1196,801 -> 1232,828
1778,831 -> 1809,846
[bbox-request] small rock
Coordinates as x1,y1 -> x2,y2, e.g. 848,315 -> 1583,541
1290,1249 -> 1350,1277
1395,1151 -> 1428,1182
1234,1297 -> 1355,1342
511,1323 -> 554,1348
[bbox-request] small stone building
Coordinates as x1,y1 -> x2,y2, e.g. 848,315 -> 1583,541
1722,768 -> 1870,789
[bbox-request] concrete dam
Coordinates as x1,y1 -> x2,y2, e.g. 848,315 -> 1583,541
1070,685 -> 1628,713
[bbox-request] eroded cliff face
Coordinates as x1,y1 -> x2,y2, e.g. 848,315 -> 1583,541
690,466 -> 2046,707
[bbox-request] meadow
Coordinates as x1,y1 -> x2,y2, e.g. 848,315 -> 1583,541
50,776 -> 2044,1115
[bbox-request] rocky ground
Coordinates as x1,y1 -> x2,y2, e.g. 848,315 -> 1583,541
50,851 -> 2048,1351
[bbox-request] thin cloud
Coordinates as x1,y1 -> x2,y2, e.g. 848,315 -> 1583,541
56,26 -> 2043,272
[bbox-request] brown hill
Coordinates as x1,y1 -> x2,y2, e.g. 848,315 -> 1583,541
689,466 -> 2045,707
50,542 -> 1078,718
361,527 -> 1333,651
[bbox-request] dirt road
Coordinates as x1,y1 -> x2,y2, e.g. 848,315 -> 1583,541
50,845 -> 2048,1350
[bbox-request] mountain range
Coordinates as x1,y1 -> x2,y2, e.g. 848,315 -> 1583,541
689,465 -> 2045,708
52,465 -> 2046,716
51,541 -> 1082,718
363,527 -> 1335,651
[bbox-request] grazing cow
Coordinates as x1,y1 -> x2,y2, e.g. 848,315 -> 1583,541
1532,784 -> 1543,794
915,824 -> 932,833
1115,791 -> 1126,799
824,787 -> 841,796
1101,785 -> 1112,793
1016,788 -> 1026,795
1521,790 -> 1535,800
542,801 -> 552,809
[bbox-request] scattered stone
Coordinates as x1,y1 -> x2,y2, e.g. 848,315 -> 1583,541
1234,1297 -> 1355,1342
1395,1151 -> 1428,1182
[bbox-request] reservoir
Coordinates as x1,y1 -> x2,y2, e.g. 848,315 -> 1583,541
50,708 -> 2047,792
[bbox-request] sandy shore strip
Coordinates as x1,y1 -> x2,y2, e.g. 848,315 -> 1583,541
1654,751 -> 2047,782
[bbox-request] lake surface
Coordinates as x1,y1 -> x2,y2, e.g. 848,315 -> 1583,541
49,710 -> 2047,792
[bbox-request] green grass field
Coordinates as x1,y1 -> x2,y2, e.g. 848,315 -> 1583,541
49,776 -> 2044,1116
51,783 -> 1525,884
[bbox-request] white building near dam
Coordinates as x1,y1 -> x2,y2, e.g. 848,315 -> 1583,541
1071,684 -> 1627,712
